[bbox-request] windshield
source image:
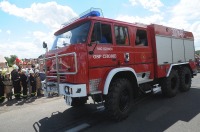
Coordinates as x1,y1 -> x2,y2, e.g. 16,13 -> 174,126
51,21 -> 91,50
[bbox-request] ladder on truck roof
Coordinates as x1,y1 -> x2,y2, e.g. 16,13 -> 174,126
61,7 -> 103,28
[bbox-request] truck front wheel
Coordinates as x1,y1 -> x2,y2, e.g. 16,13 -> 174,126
179,67 -> 191,92
105,78 -> 133,121
160,70 -> 180,97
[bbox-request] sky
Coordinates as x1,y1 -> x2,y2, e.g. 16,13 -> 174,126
0,0 -> 200,58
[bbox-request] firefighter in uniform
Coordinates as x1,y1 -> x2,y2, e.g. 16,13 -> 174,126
29,70 -> 36,97
0,69 -> 5,102
20,69 -> 28,99
11,64 -> 21,99
15,58 -> 22,72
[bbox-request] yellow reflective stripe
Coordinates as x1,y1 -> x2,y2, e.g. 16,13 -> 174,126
31,92 -> 36,95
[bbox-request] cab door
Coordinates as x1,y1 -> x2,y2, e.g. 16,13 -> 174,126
133,28 -> 154,83
87,21 -> 117,69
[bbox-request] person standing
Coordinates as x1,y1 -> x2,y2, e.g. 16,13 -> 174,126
35,69 -> 42,97
15,58 -> 22,72
3,73 -> 13,101
31,64 -> 35,72
29,70 -> 36,97
20,69 -> 28,99
11,65 -> 21,100
0,69 -> 5,103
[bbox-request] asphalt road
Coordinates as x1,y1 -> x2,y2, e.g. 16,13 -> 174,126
0,74 -> 200,132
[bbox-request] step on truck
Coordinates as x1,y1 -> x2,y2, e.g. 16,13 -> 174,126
41,8 -> 197,121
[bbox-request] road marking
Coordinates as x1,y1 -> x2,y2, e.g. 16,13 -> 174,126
65,123 -> 90,132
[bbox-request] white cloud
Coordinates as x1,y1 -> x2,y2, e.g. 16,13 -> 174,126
129,0 -> 163,12
0,1 -> 78,58
6,30 -> 11,34
0,1 -> 77,30
129,0 -> 138,6
170,0 -> 200,21
116,14 -> 163,25
32,30 -> 55,48
168,0 -> 200,50
0,29 -> 2,33
167,0 -> 200,30
0,41 -> 45,58
0,30 -> 54,58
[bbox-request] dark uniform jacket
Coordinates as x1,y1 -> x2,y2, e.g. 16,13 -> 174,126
0,74 -> 5,97
0,74 -> 4,86
20,74 -> 28,86
11,70 -> 20,85
30,75 -> 36,87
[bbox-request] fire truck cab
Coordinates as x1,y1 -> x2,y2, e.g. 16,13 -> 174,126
42,8 -> 197,121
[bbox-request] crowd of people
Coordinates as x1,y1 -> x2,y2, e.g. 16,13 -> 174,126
0,62 -> 43,103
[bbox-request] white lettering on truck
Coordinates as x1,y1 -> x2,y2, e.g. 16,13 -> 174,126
93,54 -> 116,59
97,47 -> 113,51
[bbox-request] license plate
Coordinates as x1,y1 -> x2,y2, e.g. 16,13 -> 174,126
66,96 -> 72,106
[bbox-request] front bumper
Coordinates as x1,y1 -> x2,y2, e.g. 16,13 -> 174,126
59,83 -> 87,97
42,81 -> 87,97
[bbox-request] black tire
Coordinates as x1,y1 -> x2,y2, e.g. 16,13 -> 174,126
105,78 -> 133,121
160,70 -> 180,97
71,97 -> 87,107
179,67 -> 191,92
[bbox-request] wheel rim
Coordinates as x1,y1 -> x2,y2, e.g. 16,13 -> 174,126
119,88 -> 130,112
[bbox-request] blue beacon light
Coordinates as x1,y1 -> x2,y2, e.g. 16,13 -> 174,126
61,8 -> 102,28
80,11 -> 100,19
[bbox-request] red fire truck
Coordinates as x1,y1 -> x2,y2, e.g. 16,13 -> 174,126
42,8 -> 197,121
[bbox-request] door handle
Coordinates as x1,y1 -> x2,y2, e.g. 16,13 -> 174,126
124,53 -> 130,62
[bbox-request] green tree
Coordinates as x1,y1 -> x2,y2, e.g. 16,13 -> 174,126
5,55 -> 18,67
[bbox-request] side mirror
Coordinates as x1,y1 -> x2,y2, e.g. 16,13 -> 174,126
43,41 -> 47,48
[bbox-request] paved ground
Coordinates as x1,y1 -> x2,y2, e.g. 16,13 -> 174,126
0,74 -> 200,132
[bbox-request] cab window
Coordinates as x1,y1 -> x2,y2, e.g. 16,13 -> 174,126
114,26 -> 129,45
135,29 -> 148,46
51,21 -> 91,50
91,23 -> 112,44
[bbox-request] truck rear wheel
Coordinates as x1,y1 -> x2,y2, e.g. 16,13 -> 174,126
105,78 -> 133,121
179,67 -> 191,92
71,97 -> 87,107
160,70 -> 180,97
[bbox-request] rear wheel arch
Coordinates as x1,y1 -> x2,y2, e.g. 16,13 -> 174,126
166,63 -> 192,77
